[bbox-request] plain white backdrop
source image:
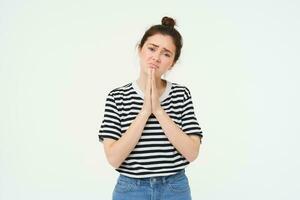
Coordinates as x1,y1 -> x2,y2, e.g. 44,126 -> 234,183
1,0 -> 299,199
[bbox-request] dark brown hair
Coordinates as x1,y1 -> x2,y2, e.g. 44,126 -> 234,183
138,16 -> 183,65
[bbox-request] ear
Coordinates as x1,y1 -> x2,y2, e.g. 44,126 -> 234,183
168,63 -> 174,70
138,45 -> 142,55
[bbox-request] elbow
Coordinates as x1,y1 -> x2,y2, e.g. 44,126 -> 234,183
186,149 -> 200,163
186,153 -> 198,163
108,161 -> 120,169
107,155 -> 122,169
186,138 -> 201,162
104,143 -> 122,169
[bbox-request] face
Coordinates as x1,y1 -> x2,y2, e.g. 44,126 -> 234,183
138,33 -> 176,78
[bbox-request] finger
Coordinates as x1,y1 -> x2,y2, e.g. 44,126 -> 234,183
146,69 -> 151,90
150,68 -> 153,84
148,68 -> 153,95
151,69 -> 156,91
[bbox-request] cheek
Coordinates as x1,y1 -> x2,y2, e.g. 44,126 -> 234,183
145,52 -> 153,61
162,57 -> 173,65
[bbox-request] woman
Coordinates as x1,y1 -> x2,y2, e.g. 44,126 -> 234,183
98,16 -> 203,200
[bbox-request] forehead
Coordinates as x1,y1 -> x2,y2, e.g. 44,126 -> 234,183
145,34 -> 176,53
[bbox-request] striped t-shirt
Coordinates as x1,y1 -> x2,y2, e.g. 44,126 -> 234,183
98,79 -> 203,178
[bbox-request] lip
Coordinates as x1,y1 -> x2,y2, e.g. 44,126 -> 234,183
148,63 -> 159,69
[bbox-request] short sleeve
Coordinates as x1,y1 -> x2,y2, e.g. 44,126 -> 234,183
181,87 -> 203,141
98,92 -> 122,143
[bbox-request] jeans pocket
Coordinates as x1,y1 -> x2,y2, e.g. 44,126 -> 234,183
114,180 -> 136,193
167,176 -> 190,193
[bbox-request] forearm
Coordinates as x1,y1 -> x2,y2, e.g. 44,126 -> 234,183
154,108 -> 199,162
109,109 -> 150,168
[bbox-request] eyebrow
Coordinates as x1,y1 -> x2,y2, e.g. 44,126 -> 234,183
148,43 -> 174,55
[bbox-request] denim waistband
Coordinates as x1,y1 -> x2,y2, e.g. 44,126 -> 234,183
117,169 -> 186,186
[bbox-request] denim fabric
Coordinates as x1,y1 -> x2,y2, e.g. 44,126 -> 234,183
112,169 -> 192,200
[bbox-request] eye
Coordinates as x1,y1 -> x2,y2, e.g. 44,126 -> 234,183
148,47 -> 155,51
164,53 -> 171,57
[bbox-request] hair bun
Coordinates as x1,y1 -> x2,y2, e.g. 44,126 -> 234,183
161,16 -> 176,28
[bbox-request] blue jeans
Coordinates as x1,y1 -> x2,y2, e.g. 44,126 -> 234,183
112,169 -> 192,200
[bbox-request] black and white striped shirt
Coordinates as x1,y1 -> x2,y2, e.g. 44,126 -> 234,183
98,79 -> 203,178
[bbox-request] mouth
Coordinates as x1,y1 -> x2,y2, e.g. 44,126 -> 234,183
148,63 -> 159,69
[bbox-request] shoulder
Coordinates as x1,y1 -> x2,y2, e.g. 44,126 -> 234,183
169,81 -> 192,100
107,82 -> 133,97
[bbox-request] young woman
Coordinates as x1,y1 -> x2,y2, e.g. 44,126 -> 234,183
98,16 -> 203,200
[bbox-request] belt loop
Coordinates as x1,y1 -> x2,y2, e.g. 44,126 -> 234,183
136,178 -> 140,186
162,176 -> 167,184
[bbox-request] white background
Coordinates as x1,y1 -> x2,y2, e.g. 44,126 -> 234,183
1,0 -> 299,199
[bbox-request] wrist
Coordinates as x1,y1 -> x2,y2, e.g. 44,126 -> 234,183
153,107 -> 164,116
140,107 -> 151,117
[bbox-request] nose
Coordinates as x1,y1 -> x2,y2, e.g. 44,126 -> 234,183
152,52 -> 161,62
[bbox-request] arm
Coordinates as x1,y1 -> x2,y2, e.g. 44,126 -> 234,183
153,108 -> 201,162
103,70 -> 153,169
103,109 -> 150,169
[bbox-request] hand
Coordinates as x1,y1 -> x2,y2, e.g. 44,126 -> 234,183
141,68 -> 152,117
141,68 -> 163,116
150,69 -> 163,115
